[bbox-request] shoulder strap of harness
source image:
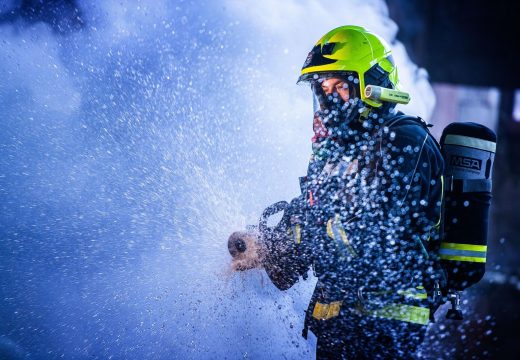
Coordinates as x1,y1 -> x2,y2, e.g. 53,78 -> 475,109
384,112 -> 447,303
382,112 -> 442,151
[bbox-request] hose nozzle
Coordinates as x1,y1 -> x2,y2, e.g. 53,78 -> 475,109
227,231 -> 264,271
228,232 -> 249,258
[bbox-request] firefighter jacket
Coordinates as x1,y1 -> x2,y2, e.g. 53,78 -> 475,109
265,112 -> 445,337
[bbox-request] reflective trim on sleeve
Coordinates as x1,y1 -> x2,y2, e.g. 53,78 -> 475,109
312,301 -> 343,320
397,288 -> 428,300
326,215 -> 358,257
326,219 -> 334,239
368,304 -> 430,325
292,224 -> 302,244
444,134 -> 496,153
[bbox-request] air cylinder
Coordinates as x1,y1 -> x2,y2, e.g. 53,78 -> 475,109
439,122 -> 496,291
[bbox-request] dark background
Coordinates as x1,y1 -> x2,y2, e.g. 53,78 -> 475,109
387,0 -> 520,358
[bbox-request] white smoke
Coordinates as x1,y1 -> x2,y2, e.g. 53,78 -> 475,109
224,0 -> 436,204
0,23 -> 81,114
226,0 -> 436,121
0,1 -> 436,359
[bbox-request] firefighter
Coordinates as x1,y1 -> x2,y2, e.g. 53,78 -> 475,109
265,25 -> 445,359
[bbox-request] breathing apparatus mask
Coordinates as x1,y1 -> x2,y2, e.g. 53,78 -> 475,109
305,72 -> 365,143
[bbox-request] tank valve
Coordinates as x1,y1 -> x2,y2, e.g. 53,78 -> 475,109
446,291 -> 463,320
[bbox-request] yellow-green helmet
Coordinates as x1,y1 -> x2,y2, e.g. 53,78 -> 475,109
298,25 -> 398,108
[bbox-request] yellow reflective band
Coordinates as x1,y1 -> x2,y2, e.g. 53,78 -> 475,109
312,301 -> 342,320
292,224 -> 302,244
444,134 -> 496,153
439,243 -> 487,262
368,304 -> 430,325
326,216 -> 358,257
326,219 -> 334,239
440,242 -> 487,252
440,254 -> 486,263
397,289 -> 428,300
336,222 -> 358,257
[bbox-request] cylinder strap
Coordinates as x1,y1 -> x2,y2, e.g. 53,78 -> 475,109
445,177 -> 492,193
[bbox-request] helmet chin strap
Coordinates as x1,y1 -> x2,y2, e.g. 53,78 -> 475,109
358,107 -> 372,121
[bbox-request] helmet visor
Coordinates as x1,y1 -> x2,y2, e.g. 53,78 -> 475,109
305,73 -> 360,112
300,72 -> 364,130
